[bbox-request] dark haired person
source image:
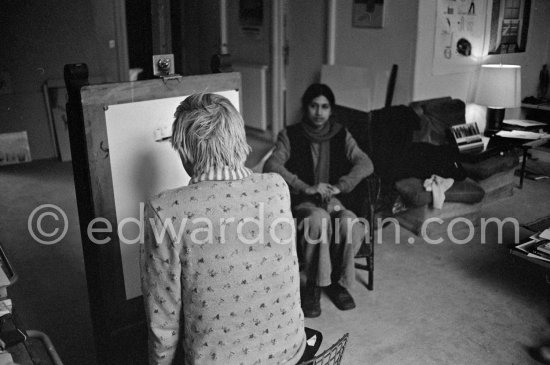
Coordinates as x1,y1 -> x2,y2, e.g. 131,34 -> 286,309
264,83 -> 374,317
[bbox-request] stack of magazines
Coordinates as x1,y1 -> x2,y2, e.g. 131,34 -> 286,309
514,228 -> 550,262
450,123 -> 484,154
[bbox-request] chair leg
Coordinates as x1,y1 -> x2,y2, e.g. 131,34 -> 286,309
366,255 -> 373,291
367,226 -> 374,291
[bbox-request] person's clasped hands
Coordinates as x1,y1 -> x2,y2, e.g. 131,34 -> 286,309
304,182 -> 341,201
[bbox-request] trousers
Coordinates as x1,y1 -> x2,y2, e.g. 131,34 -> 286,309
293,199 -> 365,289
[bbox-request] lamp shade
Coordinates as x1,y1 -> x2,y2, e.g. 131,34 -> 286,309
475,64 -> 521,108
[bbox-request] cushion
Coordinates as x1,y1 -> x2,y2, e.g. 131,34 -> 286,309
333,105 -> 372,154
413,99 -> 466,145
462,153 -> 519,181
395,177 -> 485,207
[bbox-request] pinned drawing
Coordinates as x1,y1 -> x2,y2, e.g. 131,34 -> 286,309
352,0 -> 385,28
433,0 -> 487,75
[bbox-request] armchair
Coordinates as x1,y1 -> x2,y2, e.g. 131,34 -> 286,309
334,97 -> 520,237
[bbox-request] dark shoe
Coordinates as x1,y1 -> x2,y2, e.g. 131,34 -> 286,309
540,346 -> 550,364
527,345 -> 550,364
325,283 -> 356,311
301,285 -> 321,318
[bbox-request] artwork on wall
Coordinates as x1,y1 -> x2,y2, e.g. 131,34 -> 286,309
433,0 -> 487,75
352,0 -> 385,28
487,0 -> 531,54
44,82 -> 72,161
239,0 -> 263,37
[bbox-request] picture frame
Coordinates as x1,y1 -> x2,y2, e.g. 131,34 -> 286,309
43,80 -> 72,161
352,0 -> 385,29
487,0 -> 531,54
239,0 -> 263,37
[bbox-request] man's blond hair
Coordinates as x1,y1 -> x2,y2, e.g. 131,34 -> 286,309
171,93 -> 251,175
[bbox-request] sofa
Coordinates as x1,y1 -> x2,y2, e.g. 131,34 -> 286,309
336,97 -> 519,236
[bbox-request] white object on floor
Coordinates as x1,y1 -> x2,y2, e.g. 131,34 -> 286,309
423,175 -> 454,210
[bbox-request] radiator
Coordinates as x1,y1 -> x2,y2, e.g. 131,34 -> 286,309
233,63 -> 268,131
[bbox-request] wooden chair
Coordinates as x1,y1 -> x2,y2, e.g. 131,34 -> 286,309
337,173 -> 380,291
254,146 -> 380,291
351,174 -> 380,291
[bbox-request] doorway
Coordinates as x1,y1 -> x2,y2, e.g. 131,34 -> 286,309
125,1 -> 153,80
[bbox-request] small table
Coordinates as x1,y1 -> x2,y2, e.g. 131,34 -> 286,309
510,227 -> 550,287
518,138 -> 550,188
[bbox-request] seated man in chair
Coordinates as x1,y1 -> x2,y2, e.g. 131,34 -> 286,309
264,84 -> 374,318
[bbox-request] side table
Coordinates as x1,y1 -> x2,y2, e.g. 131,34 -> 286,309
510,227 -> 550,285
519,138 -> 550,189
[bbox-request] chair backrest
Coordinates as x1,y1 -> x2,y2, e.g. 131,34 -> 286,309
298,333 -> 349,365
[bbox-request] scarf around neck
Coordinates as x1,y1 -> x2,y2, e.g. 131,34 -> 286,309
300,116 -> 343,143
300,116 -> 344,185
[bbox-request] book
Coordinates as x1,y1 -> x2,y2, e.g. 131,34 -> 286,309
503,119 -> 546,130
450,123 -> 484,154
514,238 -> 550,262
536,240 -> 550,256
539,228 -> 550,240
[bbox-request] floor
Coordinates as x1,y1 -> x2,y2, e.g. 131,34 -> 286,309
0,158 -> 549,364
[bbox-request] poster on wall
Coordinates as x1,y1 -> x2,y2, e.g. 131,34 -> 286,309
352,0 -> 385,28
487,0 -> 531,54
433,0 -> 487,75
239,0 -> 263,37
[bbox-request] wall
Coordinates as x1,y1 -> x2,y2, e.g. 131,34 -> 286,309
414,0 -> 550,106
227,1 -> 271,65
0,0 -> 120,160
181,0 -> 220,76
285,0 -> 328,124
333,0 -> 418,109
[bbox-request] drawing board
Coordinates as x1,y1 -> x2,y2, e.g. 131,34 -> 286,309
105,90 -> 239,299
70,72 -> 242,351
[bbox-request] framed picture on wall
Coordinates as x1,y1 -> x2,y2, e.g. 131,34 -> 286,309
352,0 -> 385,28
43,80 -> 72,161
239,0 -> 263,37
487,0 -> 531,54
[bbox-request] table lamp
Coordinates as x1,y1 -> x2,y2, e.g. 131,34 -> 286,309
475,64 -> 521,136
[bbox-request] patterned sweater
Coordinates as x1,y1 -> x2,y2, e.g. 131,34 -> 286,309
141,169 -> 306,365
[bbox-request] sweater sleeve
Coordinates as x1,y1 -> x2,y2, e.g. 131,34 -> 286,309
334,130 -> 374,194
263,129 -> 311,193
141,202 -> 182,365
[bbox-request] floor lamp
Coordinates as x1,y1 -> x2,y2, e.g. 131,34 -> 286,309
475,64 -> 521,136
